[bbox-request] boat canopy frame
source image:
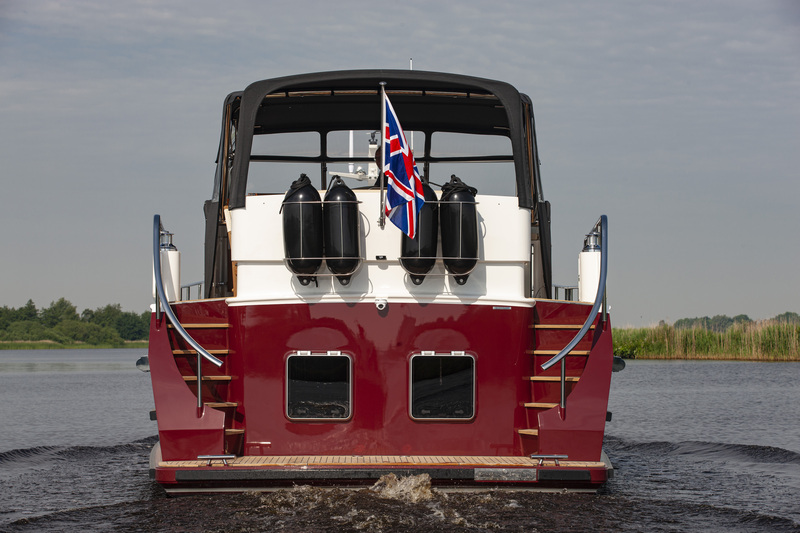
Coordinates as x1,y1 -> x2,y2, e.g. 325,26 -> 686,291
226,70 -> 543,211
204,70 -> 553,299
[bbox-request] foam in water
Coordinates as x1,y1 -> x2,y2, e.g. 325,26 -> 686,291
369,473 -> 436,503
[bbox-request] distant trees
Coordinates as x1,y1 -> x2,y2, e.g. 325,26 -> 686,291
672,313 -> 799,333
0,299 -> 149,346
772,312 -> 800,324
674,314 -> 753,333
615,311 -> 800,360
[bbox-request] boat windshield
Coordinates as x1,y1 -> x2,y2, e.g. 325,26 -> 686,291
246,129 -> 515,196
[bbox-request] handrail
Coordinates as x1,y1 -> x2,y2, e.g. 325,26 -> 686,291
153,215 -> 224,369
553,284 -> 578,301
540,215 -> 607,372
181,281 -> 204,301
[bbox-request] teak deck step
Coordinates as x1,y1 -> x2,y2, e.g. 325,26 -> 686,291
527,350 -> 590,356
517,429 -> 539,436
169,323 -> 230,329
524,402 -> 559,409
173,349 -> 230,355
182,375 -> 232,382
205,402 -> 238,408
529,376 -> 580,382
157,455 -> 613,469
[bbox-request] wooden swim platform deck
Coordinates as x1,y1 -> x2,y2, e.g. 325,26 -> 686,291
158,455 -> 606,469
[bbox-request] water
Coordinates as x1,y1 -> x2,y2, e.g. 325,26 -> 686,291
1,351 -> 798,532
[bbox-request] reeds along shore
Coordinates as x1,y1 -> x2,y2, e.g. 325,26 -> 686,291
613,321 -> 800,361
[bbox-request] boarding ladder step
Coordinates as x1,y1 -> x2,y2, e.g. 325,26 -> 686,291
530,324 -> 595,330
172,349 -> 230,356
527,349 -> 589,356
517,308 -> 597,448
168,323 -> 230,329
182,375 -> 232,382
165,306 -> 240,454
529,376 -> 580,382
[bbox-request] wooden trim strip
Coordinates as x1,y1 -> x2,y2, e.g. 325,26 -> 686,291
169,324 -> 230,329
173,349 -> 230,355
530,324 -> 595,330
524,402 -> 559,409
527,350 -> 589,356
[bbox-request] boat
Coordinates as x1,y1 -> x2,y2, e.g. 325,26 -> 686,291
147,70 -> 616,494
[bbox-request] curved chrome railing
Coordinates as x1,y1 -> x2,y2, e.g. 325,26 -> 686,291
153,215 -> 223,368
541,215 -> 607,372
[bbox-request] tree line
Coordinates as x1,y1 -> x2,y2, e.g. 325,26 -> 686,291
616,312 -> 800,360
0,298 -> 149,346
671,312 -> 799,332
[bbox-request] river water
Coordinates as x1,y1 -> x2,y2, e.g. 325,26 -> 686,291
0,350 -> 798,532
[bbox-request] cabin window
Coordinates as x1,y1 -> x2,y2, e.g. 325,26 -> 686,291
325,129 -> 425,186
286,353 -> 351,420
409,353 -> 475,420
428,132 -> 515,196
248,132 -> 320,194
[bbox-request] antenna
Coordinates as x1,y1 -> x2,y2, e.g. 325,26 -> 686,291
409,58 -> 414,150
348,130 -> 354,173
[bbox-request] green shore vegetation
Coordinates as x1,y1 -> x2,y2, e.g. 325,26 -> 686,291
3,298 -> 799,360
613,312 -> 800,361
0,298 -> 149,349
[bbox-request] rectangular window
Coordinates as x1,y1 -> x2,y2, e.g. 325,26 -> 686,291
410,353 -> 475,420
286,353 -> 351,420
428,132 -> 515,197
248,132 -> 320,194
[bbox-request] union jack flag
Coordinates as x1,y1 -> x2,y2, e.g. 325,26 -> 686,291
383,95 -> 425,238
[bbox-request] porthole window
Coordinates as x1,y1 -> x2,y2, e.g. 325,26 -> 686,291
286,352 -> 351,420
410,353 -> 475,420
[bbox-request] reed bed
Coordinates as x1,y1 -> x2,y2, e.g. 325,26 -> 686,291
613,321 -> 800,361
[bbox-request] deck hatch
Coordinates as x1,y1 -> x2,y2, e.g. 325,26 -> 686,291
286,352 -> 352,420
409,352 -> 475,420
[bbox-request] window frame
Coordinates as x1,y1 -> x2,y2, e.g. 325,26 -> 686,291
285,351 -> 353,422
408,351 -> 476,421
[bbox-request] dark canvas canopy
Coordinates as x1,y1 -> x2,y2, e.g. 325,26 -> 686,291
227,70 -> 542,210
205,70 -> 551,299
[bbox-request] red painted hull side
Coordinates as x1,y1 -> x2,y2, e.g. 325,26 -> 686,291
229,302 -> 532,457
149,298 -> 614,488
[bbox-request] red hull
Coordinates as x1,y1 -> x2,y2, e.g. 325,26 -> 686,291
149,71 -> 615,492
148,298 -> 614,491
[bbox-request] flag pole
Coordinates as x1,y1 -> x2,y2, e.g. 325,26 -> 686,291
379,81 -> 387,229
409,59 -> 413,152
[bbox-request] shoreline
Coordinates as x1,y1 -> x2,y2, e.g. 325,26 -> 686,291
2,342 -> 796,361
620,354 -> 800,362
0,341 -> 148,350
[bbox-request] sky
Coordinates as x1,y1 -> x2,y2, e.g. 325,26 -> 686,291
1,0 -> 798,327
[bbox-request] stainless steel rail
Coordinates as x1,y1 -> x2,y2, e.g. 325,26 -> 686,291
529,454 -> 569,466
181,281 -> 204,301
553,284 -> 578,301
541,215 -> 608,379
153,215 -> 224,378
